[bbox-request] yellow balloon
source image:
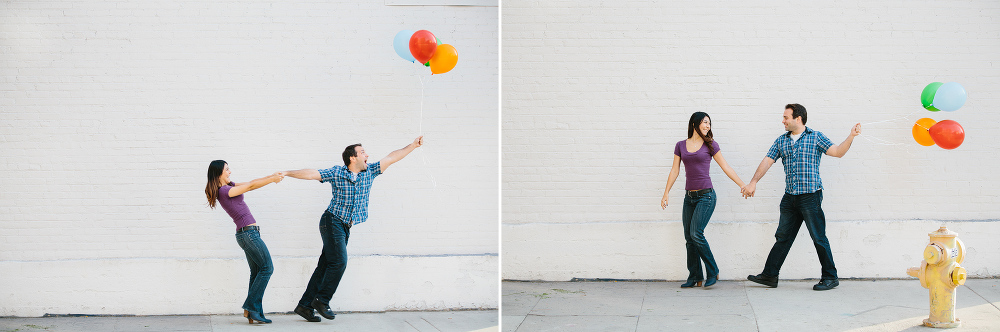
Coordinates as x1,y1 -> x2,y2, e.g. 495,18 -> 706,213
912,118 -> 937,146
429,44 -> 458,75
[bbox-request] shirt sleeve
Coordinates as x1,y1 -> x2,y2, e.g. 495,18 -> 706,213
765,136 -> 783,161
709,140 -> 721,156
318,167 -> 338,183
673,141 -> 682,157
369,161 -> 382,177
816,132 -> 834,153
219,185 -> 231,198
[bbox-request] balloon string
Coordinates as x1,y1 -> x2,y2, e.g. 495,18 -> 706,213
415,72 -> 437,188
861,111 -> 920,126
419,75 -> 425,135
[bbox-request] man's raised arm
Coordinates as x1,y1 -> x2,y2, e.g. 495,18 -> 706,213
379,136 -> 423,171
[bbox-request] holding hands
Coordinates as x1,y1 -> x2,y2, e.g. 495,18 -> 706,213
271,172 -> 285,184
741,183 -> 756,198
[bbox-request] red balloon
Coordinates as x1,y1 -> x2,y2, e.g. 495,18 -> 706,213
409,30 -> 438,64
928,120 -> 965,150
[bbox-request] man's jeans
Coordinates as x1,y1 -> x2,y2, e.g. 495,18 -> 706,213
682,188 -> 719,282
762,190 -> 838,280
235,228 -> 273,314
299,211 -> 350,307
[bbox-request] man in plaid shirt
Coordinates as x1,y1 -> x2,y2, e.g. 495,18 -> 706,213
741,104 -> 860,291
284,136 -> 424,322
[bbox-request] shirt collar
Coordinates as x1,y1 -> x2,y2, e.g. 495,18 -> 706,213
783,126 -> 813,137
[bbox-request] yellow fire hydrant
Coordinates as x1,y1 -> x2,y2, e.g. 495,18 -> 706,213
906,226 -> 967,328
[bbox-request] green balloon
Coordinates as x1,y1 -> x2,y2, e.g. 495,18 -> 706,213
424,61 -> 430,67
921,82 -> 943,111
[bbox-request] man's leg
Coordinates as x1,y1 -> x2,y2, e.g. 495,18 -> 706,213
310,220 -> 349,319
762,193 -> 804,277
800,191 -> 838,284
298,213 -> 334,309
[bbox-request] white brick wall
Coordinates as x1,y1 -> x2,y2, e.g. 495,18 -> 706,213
502,0 -> 1000,279
0,0 -> 498,315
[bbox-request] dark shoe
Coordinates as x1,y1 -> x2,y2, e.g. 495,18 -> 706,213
704,275 -> 718,288
311,299 -> 337,320
246,310 -> 272,324
295,304 -> 321,322
747,274 -> 778,288
813,279 -> 839,291
680,280 -> 703,288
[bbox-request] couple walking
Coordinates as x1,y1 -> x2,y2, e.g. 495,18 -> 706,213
203,136 -> 423,324
660,104 -> 861,291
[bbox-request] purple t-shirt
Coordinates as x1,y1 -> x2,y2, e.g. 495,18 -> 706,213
218,183 -> 257,230
674,140 -> 721,191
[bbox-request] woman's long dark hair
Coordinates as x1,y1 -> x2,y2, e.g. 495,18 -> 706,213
687,112 -> 715,155
205,160 -> 227,209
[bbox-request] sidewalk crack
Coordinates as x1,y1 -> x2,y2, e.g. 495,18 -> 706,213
967,284 -> 1000,312
742,281 -> 761,332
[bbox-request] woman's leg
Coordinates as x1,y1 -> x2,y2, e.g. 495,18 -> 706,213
238,229 -> 273,314
681,194 -> 703,282
689,190 -> 719,278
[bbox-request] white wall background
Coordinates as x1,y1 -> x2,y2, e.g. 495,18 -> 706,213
0,0 -> 498,316
502,0 -> 1000,280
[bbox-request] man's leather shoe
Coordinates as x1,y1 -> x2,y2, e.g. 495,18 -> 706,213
311,299 -> 337,320
747,274 -> 778,288
813,278 -> 839,291
295,304 -> 321,322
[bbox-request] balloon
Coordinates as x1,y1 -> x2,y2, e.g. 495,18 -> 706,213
921,82 -> 942,112
393,30 -> 417,62
932,82 -> 967,112
928,120 -> 965,150
409,30 -> 438,64
424,61 -> 430,67
912,118 -> 937,146
429,44 -> 458,74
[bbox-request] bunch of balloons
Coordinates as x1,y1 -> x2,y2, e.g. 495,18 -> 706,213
392,30 -> 458,75
913,82 -> 967,150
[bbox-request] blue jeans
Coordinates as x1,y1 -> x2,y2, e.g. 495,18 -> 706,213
299,211 -> 350,308
682,188 -> 719,282
762,190 -> 838,280
235,228 -> 273,314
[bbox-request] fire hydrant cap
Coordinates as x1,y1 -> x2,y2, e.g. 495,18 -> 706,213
952,266 -> 967,286
930,226 -> 958,238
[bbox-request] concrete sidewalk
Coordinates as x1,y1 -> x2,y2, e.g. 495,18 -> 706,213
502,279 -> 1000,331
0,310 -> 498,332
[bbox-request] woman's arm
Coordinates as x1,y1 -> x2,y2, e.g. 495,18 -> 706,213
713,152 -> 747,193
661,155 -> 682,209
228,172 -> 284,197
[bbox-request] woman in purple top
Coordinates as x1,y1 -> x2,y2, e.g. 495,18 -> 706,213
660,112 -> 746,288
205,160 -> 284,324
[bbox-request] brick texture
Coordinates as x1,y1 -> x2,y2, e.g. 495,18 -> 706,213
0,0 -> 498,313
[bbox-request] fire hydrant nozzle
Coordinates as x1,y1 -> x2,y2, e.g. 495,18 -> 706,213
907,226 -> 966,328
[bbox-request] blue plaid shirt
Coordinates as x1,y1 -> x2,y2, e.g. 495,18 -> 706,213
765,127 -> 833,195
318,161 -> 382,226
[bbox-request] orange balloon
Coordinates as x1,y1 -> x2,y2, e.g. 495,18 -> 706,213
429,44 -> 458,75
912,118 -> 937,146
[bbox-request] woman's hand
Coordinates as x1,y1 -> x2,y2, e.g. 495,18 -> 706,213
661,196 -> 669,209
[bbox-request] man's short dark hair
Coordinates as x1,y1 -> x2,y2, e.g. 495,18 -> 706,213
785,103 -> 807,125
342,144 -> 362,166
